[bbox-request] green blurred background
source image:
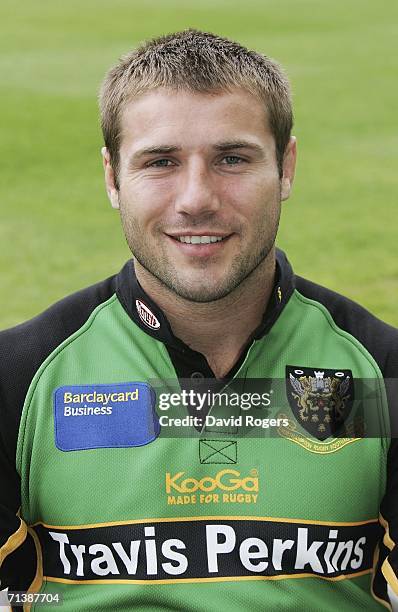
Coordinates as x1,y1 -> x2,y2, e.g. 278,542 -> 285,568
1,0 -> 397,329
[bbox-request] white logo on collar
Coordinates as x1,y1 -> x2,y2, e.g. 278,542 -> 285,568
135,299 -> 161,330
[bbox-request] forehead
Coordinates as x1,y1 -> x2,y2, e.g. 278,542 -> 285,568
119,87 -> 274,155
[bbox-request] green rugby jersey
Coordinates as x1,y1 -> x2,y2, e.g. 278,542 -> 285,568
1,250 -> 398,611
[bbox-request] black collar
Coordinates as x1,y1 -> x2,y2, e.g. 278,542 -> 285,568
116,248 -> 295,379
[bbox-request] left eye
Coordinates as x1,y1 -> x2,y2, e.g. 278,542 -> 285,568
221,156 -> 244,165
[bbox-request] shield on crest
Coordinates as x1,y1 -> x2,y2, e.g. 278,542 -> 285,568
286,366 -> 354,441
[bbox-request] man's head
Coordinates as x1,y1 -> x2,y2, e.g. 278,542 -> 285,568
100,29 -> 293,189
100,30 -> 296,303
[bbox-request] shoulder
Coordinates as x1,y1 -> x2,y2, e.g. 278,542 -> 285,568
294,274 -> 398,376
0,273 -> 117,461
0,274 -> 117,375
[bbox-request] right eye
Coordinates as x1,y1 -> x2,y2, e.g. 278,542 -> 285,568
147,159 -> 175,167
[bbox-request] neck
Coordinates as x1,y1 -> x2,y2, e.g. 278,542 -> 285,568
134,251 -> 276,378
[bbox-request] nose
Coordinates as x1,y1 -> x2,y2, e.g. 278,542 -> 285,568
174,159 -> 221,216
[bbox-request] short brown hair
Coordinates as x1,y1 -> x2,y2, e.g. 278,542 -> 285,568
99,29 -> 293,186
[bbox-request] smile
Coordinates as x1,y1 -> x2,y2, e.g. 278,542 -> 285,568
177,236 -> 225,244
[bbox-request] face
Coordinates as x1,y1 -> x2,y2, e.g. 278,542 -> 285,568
103,88 -> 296,303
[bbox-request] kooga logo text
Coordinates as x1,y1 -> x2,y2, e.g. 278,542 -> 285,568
166,469 -> 258,494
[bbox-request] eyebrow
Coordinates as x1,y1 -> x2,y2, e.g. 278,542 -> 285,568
213,140 -> 264,154
132,145 -> 182,159
130,140 -> 264,161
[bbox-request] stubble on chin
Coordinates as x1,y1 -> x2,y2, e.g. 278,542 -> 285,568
119,193 -> 281,303
126,231 -> 277,304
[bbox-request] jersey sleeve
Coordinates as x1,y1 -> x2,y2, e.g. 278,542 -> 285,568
371,368 -> 398,609
0,420 -> 36,590
294,275 -> 398,608
376,438 -> 398,606
0,273 -> 117,591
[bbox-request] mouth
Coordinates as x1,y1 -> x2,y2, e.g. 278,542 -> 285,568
171,235 -> 227,244
166,233 -> 233,256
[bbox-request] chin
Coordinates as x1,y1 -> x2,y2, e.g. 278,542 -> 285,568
169,282 -> 235,303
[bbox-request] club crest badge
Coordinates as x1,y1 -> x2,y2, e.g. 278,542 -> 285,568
286,366 -> 354,441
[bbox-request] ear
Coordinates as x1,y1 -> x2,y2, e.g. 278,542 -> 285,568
280,137 -> 297,202
101,147 -> 120,210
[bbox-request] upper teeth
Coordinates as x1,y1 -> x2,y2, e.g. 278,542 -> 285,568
178,236 -> 224,244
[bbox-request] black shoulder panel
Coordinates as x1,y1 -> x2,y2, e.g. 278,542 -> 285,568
295,275 -> 398,377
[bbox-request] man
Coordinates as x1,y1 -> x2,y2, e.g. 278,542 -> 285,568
0,29 -> 397,610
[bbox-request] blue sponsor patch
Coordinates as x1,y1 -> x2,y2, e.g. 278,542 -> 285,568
54,382 -> 159,451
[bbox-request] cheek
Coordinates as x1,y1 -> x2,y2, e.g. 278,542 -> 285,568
223,175 -> 280,215
120,176 -> 175,207
118,184 -> 170,231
